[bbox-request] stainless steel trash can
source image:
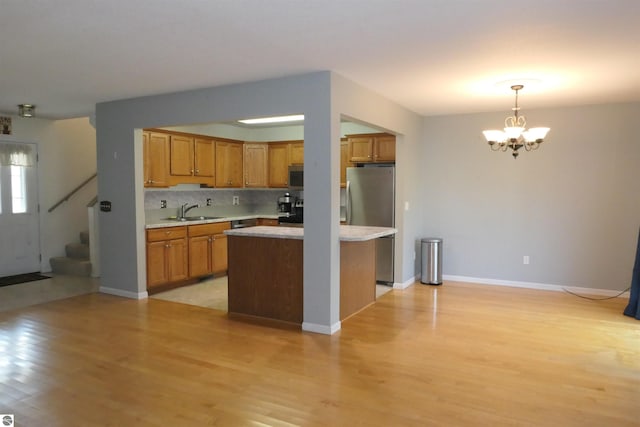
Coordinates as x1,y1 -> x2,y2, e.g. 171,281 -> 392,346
421,238 -> 442,285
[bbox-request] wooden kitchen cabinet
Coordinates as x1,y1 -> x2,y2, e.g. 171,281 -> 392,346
347,133 -> 396,163
169,134 -> 194,176
340,138 -> 352,188
215,140 -> 244,187
289,141 -> 304,165
146,226 -> 189,289
244,143 -> 269,187
188,222 -> 231,277
268,142 -> 290,187
257,218 -> 279,226
143,131 -> 170,187
168,134 -> 215,186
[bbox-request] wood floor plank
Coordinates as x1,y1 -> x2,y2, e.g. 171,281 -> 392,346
0,281 -> 638,426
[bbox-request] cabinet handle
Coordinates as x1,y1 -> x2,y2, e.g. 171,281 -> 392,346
195,169 -> 199,174
165,244 -> 170,248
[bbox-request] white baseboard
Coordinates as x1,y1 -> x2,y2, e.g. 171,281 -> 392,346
302,321 -> 341,335
443,275 -> 630,298
99,286 -> 148,300
393,275 -> 419,290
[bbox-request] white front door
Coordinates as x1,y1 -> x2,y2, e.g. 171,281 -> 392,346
0,141 -> 40,277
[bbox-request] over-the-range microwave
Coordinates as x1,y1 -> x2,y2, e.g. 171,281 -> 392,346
288,165 -> 303,190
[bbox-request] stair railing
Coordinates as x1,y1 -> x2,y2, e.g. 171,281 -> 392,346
48,173 -> 97,213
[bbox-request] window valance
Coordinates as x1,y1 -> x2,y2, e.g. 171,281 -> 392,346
0,142 -> 35,166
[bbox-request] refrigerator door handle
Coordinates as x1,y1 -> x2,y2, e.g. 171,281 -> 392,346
346,180 -> 351,225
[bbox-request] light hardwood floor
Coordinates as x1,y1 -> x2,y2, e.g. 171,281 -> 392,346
0,280 -> 638,426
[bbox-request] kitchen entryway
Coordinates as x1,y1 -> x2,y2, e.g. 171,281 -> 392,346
150,277 -> 393,311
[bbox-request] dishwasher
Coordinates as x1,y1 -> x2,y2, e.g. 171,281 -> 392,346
230,218 -> 257,229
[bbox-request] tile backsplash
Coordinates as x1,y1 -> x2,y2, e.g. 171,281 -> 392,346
144,187 -> 302,219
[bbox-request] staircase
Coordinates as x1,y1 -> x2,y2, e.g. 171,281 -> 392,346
49,231 -> 92,276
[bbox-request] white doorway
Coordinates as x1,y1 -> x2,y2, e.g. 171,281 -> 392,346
0,141 -> 40,277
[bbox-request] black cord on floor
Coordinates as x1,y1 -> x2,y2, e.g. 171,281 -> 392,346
562,287 -> 630,300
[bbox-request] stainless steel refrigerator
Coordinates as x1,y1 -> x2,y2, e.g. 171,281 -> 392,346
346,165 -> 395,284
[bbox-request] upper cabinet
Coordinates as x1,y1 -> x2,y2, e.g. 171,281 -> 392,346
244,143 -> 268,188
268,142 -> 289,188
168,134 -> 215,186
143,131 -> 170,188
143,129 -> 309,189
215,140 -> 244,188
347,133 -> 396,163
267,140 -> 304,188
340,138 -> 352,188
289,141 -> 304,165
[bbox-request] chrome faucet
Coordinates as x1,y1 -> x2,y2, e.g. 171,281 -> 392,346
180,203 -> 199,218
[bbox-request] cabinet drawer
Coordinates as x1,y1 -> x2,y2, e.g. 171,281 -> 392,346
188,221 -> 231,237
147,226 -> 187,242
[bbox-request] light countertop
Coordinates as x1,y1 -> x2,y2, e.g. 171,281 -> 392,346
145,214 -> 279,229
224,225 -> 397,242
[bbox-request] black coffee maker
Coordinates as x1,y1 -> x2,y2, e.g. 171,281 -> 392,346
277,192 -> 293,214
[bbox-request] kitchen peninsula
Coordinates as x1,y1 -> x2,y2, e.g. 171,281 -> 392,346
224,225 -> 397,327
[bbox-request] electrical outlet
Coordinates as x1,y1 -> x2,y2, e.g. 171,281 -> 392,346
160,200 -> 167,209
523,255 -> 530,265
206,198 -> 212,206
232,196 -> 239,205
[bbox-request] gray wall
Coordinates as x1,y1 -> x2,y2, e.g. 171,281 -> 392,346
96,71 -> 423,332
422,102 -> 640,290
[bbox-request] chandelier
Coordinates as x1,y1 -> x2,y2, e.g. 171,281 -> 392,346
482,84 -> 550,159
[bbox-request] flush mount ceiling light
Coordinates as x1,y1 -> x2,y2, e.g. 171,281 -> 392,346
238,114 -> 304,125
482,85 -> 550,159
18,104 -> 36,118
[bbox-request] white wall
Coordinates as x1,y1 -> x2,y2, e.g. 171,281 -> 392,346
421,102 -> 640,290
6,116 -> 96,272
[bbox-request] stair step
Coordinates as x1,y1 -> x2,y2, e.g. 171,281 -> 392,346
49,257 -> 92,277
80,231 -> 90,245
66,243 -> 90,260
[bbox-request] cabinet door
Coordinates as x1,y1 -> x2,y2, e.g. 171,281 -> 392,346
170,135 -> 194,176
348,136 -> 373,162
189,235 -> 211,278
145,132 -> 170,187
268,143 -> 290,187
244,143 -> 268,188
373,135 -> 396,162
146,241 -> 168,288
211,234 -> 228,274
228,142 -> 244,187
166,237 -> 189,282
289,141 -> 304,165
215,141 -> 244,188
340,138 -> 352,188
194,138 -> 215,177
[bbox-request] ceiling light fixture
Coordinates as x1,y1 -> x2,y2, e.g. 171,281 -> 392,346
18,104 -> 36,118
238,114 -> 304,125
482,85 -> 549,159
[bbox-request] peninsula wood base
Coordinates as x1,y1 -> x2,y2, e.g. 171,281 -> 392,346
227,235 -> 377,326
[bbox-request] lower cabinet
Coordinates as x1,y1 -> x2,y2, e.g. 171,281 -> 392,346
257,218 -> 279,226
146,227 -> 189,289
188,222 -> 231,278
146,222 -> 231,291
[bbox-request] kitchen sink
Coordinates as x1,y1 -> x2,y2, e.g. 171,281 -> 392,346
163,216 -> 224,222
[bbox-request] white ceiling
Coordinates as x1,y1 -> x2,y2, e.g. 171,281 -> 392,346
1,0 -> 639,120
